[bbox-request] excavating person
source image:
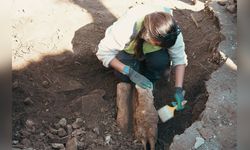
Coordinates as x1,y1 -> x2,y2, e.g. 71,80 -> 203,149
96,3 -> 188,132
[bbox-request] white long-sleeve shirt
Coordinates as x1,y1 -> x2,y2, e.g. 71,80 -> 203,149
96,4 -> 188,68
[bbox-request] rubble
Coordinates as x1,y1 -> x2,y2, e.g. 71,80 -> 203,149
54,123 -> 61,129
12,140 -> 19,145
25,119 -> 35,132
40,132 -> 45,137
72,128 -> 86,136
226,4 -> 236,13
93,127 -> 100,135
21,138 -> 31,147
66,125 -> 73,135
49,126 -> 58,134
58,128 -> 67,137
72,118 -> 84,129
217,0 -> 227,6
59,118 -> 67,127
23,97 -> 34,105
193,137 -> 205,149
13,80 -> 19,88
25,119 -> 35,128
51,143 -> 65,149
42,80 -> 50,88
104,134 -> 111,145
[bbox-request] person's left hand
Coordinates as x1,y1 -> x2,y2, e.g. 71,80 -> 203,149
172,87 -> 185,110
128,67 -> 153,89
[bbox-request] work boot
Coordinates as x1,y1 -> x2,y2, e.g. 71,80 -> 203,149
116,82 -> 132,133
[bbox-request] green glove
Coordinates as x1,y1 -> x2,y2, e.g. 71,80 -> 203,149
122,65 -> 153,89
172,87 -> 184,110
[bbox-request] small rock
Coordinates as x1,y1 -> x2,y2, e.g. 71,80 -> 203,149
101,121 -> 108,125
133,139 -> 139,144
42,80 -> 50,88
66,137 -> 78,150
217,0 -> 227,6
58,118 -> 67,127
25,119 -> 35,132
193,137 -> 205,149
100,107 -> 108,113
49,126 -> 58,134
24,97 -> 34,105
26,119 -> 35,128
77,142 -> 85,149
72,128 -> 86,136
20,129 -> 31,136
47,132 -> 58,140
228,0 -> 235,5
21,138 -> 31,147
12,140 -> 19,144
67,125 -> 73,135
94,136 -> 104,145
48,135 -> 68,144
104,134 -> 111,145
42,120 -> 46,124
13,80 -> 19,88
72,118 -> 84,129
80,137 -> 84,142
86,131 -> 97,139
40,132 -> 45,136
199,128 -> 214,140
226,4 -> 236,13
88,143 -> 96,149
54,123 -> 61,129
93,127 -> 100,135
58,128 -> 67,137
51,143 -> 65,149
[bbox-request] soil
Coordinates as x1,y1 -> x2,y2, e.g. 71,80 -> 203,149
12,1 -> 223,150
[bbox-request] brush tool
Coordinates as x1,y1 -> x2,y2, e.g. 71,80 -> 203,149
157,100 -> 187,123
157,90 -> 187,123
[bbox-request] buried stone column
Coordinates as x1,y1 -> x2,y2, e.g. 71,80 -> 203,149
116,82 -> 133,133
116,83 -> 159,150
133,85 -> 159,150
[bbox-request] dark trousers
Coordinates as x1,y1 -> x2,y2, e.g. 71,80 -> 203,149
114,49 -> 171,83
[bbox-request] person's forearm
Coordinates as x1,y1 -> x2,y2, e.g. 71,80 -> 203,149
174,64 -> 185,87
109,58 -> 126,73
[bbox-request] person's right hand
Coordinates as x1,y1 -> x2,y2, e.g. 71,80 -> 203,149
171,87 -> 185,110
123,66 -> 153,89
